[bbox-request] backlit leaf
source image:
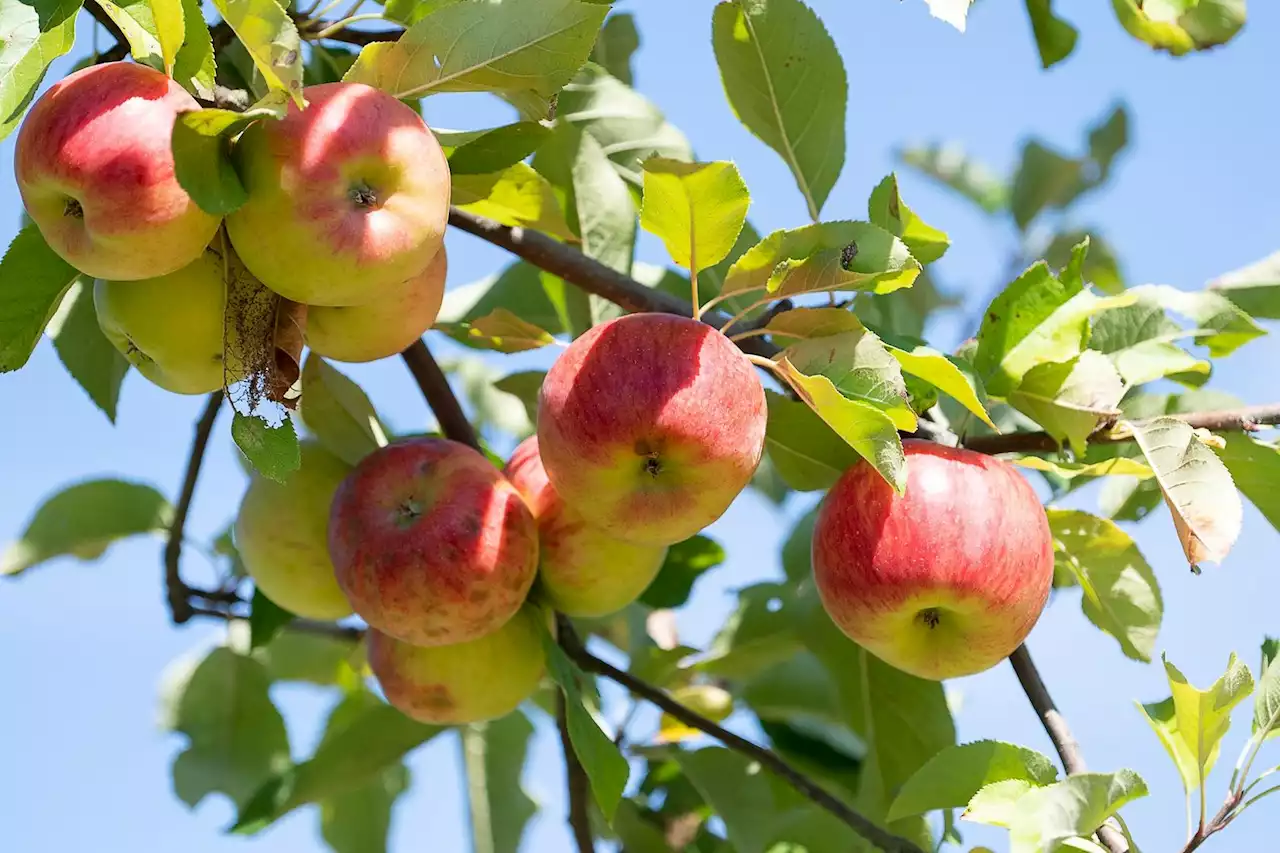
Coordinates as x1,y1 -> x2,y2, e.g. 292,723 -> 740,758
232,412 -> 301,485
0,225 -> 81,372
1008,351 -> 1126,452
657,685 -> 733,744
1024,0 -> 1078,68
1128,283 -> 1264,358
248,587 -> 294,651
448,308 -> 557,353
1255,636 -> 1280,741
211,0 -> 304,106
969,771 -> 1148,853
888,741 -> 1058,822
94,0 -> 165,70
0,0 -> 80,141
1159,654 -> 1254,792
452,163 -> 575,241
492,370 -> 545,426
889,345 -> 995,429
783,328 -> 916,431
173,0 -> 215,96
641,159 -> 750,275
46,279 -> 129,422
1209,250 -> 1280,319
1013,456 -> 1153,480
298,355 -> 388,466
1111,0 -> 1245,56
868,172 -> 950,264
1090,293 -> 1210,386
763,390 -> 860,491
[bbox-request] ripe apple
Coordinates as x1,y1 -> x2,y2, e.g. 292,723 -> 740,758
368,604 -> 548,724
328,437 -> 538,646
504,436 -> 667,616
537,312 -> 767,546
94,246 -> 238,395
234,441 -> 354,621
226,82 -> 450,307
811,440 -> 1054,681
14,62 -> 220,281
305,245 -> 447,363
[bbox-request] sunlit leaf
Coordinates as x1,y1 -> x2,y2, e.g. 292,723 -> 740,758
1128,283 -> 1265,358
453,163 -> 575,241
762,391 -> 860,492
298,355 -> 388,466
1154,654 -> 1254,795
444,308 -> 557,353
0,0 -> 80,141
1255,636 -> 1280,741
868,172 -> 950,264
1008,351 -> 1126,452
1024,0 -> 1078,68
1111,0 -> 1245,56
1090,293 -> 1210,386
1013,456 -> 1153,479
211,0 -> 304,106
641,158 -> 750,275
898,142 -> 1008,214
966,771 -> 1148,853
1209,250 -> 1280,319
888,740 -> 1058,822
889,344 -> 995,429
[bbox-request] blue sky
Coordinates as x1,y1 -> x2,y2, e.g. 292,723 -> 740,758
3,1 -> 1279,851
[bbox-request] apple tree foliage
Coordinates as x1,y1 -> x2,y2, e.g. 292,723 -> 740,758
2,1 -> 1279,852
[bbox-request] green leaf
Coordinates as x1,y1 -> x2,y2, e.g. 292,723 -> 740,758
887,741 -> 1059,822
444,308 -> 557,353
1215,435 -> 1280,535
1013,456 -> 1153,479
174,0 -> 216,97
639,535 -> 726,609
898,142 -> 1008,214
1256,636 -> 1280,741
344,0 -> 608,102
1045,230 -> 1125,295
1128,283 -> 1265,357
555,120 -> 637,280
657,684 -> 734,743
589,12 -> 638,84
1,479 -> 172,576
0,0 -> 80,140
974,771 -> 1149,853
722,221 -> 921,299
248,587 -> 294,651
305,43 -> 358,85
442,356 -> 534,439
1047,509 -> 1162,662
1010,141 -> 1086,231
1008,351 -> 1126,452
963,779 -> 1039,828
462,712 -> 537,853
211,0 -> 304,106
867,173 -> 950,264
384,0 -> 461,26
926,0 -> 974,31
232,412 -> 302,485
1128,416 -> 1242,569
492,370 -> 545,426
452,163 -> 575,241
973,259 -> 1133,397
1024,0 -> 1078,68
541,628 -> 629,820
438,261 -> 569,336
1161,654 -> 1254,792
763,306 -> 865,341
298,354 -> 388,466
1209,250 -> 1280,319
889,345 -> 995,429
698,582 -> 805,680
783,327 -> 917,431
46,279 -> 129,422
171,97 -> 286,216
641,158 -> 750,275
252,628 -> 363,686
1136,697 -> 1198,798
0,225 -> 82,372
1111,0 -> 1245,56
712,0 -> 847,218
1089,294 -> 1210,386
776,362 -> 907,493
443,122 -> 552,175
93,0 -> 166,70
168,647 -> 290,809
763,390 -> 860,492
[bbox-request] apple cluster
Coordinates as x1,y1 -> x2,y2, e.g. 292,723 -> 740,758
14,63 -> 451,394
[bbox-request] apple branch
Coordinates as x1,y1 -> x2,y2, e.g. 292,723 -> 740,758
400,338 -> 481,451
557,620 -> 928,853
1008,645 -> 1128,853
556,692 -> 597,853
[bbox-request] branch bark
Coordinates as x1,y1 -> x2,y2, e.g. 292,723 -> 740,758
558,621 -> 927,853
164,392 -> 224,624
1008,645 -> 1128,853
400,338 -> 481,451
557,692 -> 597,853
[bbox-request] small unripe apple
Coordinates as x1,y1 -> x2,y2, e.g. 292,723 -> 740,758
234,441 -> 353,621
328,437 -> 538,646
305,246 -> 447,363
505,436 -> 667,617
368,604 -> 548,724
226,82 -> 450,307
15,62 -> 220,280
537,313 -> 767,545
94,246 -> 235,395
812,440 -> 1054,681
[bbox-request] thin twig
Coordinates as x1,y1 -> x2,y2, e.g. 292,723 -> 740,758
964,404 -> 1280,455
400,338 -> 480,451
558,621 -> 926,853
1180,790 -> 1243,853
1008,645 -> 1128,853
557,691 -> 597,853
312,26 -> 403,45
164,393 -> 223,624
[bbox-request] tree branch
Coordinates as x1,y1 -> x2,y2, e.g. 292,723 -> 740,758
557,620 -> 927,853
1008,645 -> 1128,853
557,692 -> 597,853
446,208 -> 780,359
308,26 -> 403,45
964,403 -> 1280,455
400,338 -> 481,451
164,392 -> 224,624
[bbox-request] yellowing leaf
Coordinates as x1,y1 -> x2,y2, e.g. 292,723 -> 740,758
452,163 -> 575,242
763,307 -> 865,341
211,0 -> 304,106
451,308 -> 557,353
868,172 -> 950,264
149,0 -> 184,75
1013,456 -> 1153,479
656,685 -> 733,744
94,0 -> 165,69
888,345 -> 995,429
640,158 -> 750,275
1128,416 -> 1242,569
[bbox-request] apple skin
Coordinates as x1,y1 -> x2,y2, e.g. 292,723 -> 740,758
94,245 -> 237,395
234,441 -> 354,621
306,245 -> 447,363
811,439 -> 1054,681
226,82 -> 450,307
328,437 -> 539,646
368,604 -> 547,724
504,436 -> 667,617
537,313 -> 767,546
14,62 -> 220,281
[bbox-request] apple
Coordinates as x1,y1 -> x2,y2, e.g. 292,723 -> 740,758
368,604 -> 548,724
14,62 -> 220,281
328,436 -> 538,646
537,312 -> 767,546
95,245 -> 238,395
811,439 -> 1054,681
504,436 -> 667,616
306,245 -> 447,363
226,82 -> 451,307
234,441 -> 354,621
